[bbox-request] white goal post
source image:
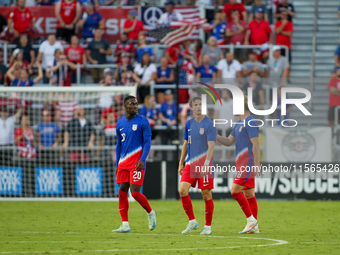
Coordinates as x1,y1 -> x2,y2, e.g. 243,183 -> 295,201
0,85 -> 137,201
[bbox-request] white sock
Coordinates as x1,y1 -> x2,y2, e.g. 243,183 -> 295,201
147,210 -> 153,216
189,219 -> 196,224
122,221 -> 129,226
204,225 -> 211,229
247,215 -> 256,222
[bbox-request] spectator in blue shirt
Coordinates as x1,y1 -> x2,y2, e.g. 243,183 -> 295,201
334,45 -> 340,66
204,11 -> 227,44
140,95 -> 158,161
36,110 -> 61,150
158,89 -> 177,160
196,54 -> 217,84
6,62 -> 43,87
249,0 -> 268,22
136,34 -> 155,63
37,0 -> 54,6
155,56 -> 175,104
78,3 -> 104,40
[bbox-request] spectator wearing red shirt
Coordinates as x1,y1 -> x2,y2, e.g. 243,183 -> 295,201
275,10 -> 293,64
123,9 -> 144,41
165,44 -> 181,65
222,0 -> 247,24
65,35 -> 87,83
245,8 -> 272,61
8,0 -> 35,42
327,67 -> 340,127
114,33 -> 136,64
14,115 -> 36,159
55,0 -> 82,43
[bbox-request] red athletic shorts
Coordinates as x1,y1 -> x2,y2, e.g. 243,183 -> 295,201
233,168 -> 255,189
116,168 -> 145,186
180,164 -> 214,190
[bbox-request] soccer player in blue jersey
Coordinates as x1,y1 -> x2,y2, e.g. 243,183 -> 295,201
112,96 -> 157,233
178,96 -> 216,235
217,95 -> 261,234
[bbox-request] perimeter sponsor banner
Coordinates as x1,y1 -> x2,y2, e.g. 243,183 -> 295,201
0,6 -> 133,43
35,167 -> 63,195
265,127 -> 332,162
187,163 -> 340,200
75,167 -> 103,195
0,167 -> 22,195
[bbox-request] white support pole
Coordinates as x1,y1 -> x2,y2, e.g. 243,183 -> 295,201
161,161 -> 167,200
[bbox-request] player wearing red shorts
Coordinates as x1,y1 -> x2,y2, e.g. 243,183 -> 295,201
178,97 -> 216,235
112,96 -> 156,233
217,95 -> 261,234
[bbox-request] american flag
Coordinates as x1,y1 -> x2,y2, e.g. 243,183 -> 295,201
141,6 -> 207,46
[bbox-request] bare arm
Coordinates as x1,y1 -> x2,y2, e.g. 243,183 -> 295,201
33,63 -> 43,84
66,61 -> 77,70
30,50 -> 35,66
5,64 -> 17,81
98,20 -> 105,30
338,10 -> 340,19
264,13 -> 269,22
165,51 -> 176,65
259,89 -> 265,106
217,69 -> 222,79
330,87 -> 340,95
62,131 -> 69,148
55,1 -> 65,27
217,134 -> 235,146
244,30 -> 251,45
242,11 -> 247,23
158,112 -> 169,123
282,67 -> 289,79
165,69 -> 175,83
72,2 -> 82,25
335,55 -> 339,66
36,52 -> 43,64
268,32 -> 273,44
179,140 -> 188,166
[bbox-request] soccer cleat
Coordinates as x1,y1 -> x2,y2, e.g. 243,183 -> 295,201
200,226 -> 212,235
238,219 -> 258,234
247,223 -> 260,234
112,225 -> 131,233
182,221 -> 199,235
148,210 -> 157,230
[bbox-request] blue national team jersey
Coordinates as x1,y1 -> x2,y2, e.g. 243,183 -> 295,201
156,67 -> 172,84
184,116 -> 216,166
196,65 -> 217,82
116,114 -> 152,170
81,12 -> 102,38
231,115 -> 259,169
210,21 -> 227,41
140,106 -> 157,119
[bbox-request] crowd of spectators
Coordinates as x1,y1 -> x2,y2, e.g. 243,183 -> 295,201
0,0 -> 302,161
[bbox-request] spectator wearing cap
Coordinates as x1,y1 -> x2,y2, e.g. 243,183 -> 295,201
114,33 -> 136,65
9,49 -> 32,76
78,2 -> 104,40
50,53 -> 77,86
6,61 -> 43,86
275,0 -> 296,22
242,71 -> 265,108
8,0 -> 35,43
132,52 -> 157,103
36,110 -> 61,155
116,54 -> 134,86
11,34 -> 35,69
136,34 -> 155,63
242,50 -> 265,78
217,52 -> 242,86
158,89 -> 177,161
14,115 -> 36,159
157,1 -> 183,26
123,9 -> 144,41
36,35 -> 64,83
222,0 -> 247,24
249,0 -> 269,22
196,54 -> 217,84
244,8 -> 272,61
140,95 -> 158,161
55,0 -> 82,43
65,35 -> 87,83
327,67 -> 340,127
62,106 -> 95,162
155,56 -> 175,104
0,105 -> 22,161
266,45 -> 289,86
204,11 -> 227,45
200,36 -> 224,66
275,9 -> 293,77
86,28 -> 112,83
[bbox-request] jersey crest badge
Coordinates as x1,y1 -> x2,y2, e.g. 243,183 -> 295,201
239,126 -> 243,132
132,124 -> 137,131
199,128 -> 204,135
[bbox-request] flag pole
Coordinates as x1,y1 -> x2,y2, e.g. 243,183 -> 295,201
175,62 -> 180,200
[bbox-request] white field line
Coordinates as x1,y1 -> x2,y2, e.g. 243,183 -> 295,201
0,232 -> 288,254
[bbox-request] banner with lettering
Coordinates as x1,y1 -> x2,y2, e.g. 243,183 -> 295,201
0,167 -> 22,195
75,167 -> 103,195
35,167 -> 63,195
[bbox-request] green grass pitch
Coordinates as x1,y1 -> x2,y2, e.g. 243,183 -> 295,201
0,200 -> 339,254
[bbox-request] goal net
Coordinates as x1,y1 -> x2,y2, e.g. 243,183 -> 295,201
0,86 -> 136,200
